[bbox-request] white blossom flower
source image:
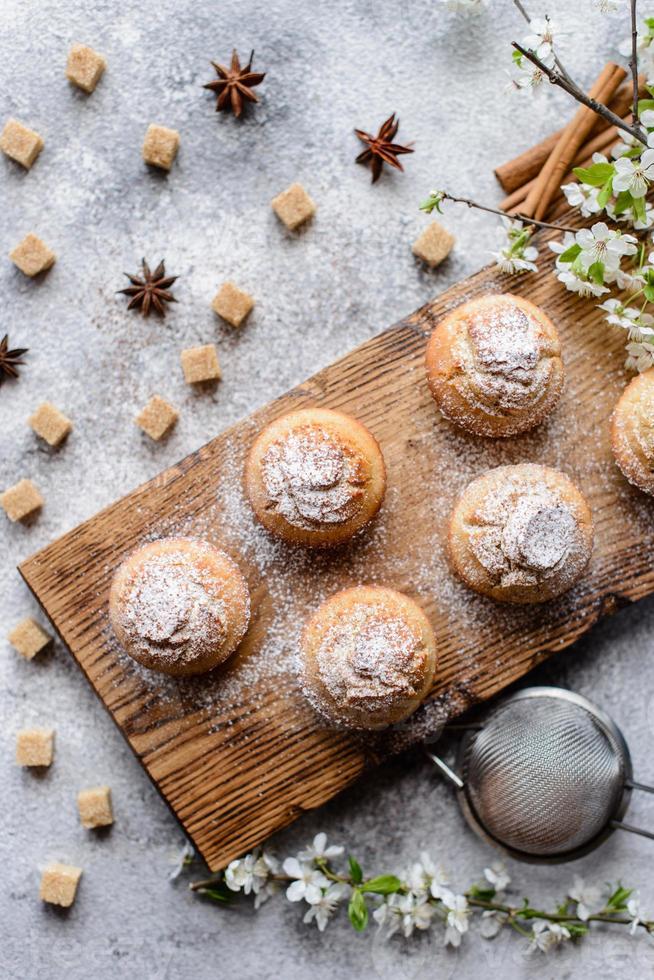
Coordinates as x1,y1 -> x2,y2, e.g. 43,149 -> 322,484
598,298 -> 642,330
226,849 -> 278,897
484,862 -> 511,895
626,339 -> 654,372
613,150 -> 654,198
561,181 -> 602,216
302,883 -> 348,931
168,840 -> 195,880
373,892 -> 435,938
441,890 -> 470,947
404,851 -> 450,900
510,60 -> 547,92
480,909 -> 507,938
528,920 -> 571,953
568,876 -> 604,921
556,268 -> 610,297
594,0 -> 625,13
575,222 -> 638,271
491,217 -> 539,274
282,857 -> 329,904
297,833 -> 344,863
522,17 -> 565,63
611,130 -> 640,159
628,894 -> 642,934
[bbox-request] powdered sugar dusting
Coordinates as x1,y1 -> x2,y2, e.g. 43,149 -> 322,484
457,299 -> 557,413
312,601 -> 426,726
112,548 -> 228,669
468,484 -> 580,589
261,425 -> 366,529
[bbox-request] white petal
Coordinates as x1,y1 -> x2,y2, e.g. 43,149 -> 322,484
282,857 -> 302,878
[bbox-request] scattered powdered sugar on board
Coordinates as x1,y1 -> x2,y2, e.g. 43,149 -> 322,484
98,304 -> 654,755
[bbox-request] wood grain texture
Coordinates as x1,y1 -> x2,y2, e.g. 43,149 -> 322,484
19,215 -> 654,871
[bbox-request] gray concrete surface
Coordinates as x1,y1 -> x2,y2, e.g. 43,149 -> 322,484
2,1 -> 654,977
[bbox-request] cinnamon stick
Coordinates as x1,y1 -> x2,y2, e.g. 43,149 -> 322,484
520,62 -> 627,222
500,116 -> 628,212
495,73 -> 643,193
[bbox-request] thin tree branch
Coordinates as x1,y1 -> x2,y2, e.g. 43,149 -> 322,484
512,41 -> 648,144
630,0 -> 640,124
434,192 -> 578,233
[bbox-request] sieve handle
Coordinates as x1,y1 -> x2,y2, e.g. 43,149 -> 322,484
610,820 -> 654,841
626,780 -> 654,794
424,749 -> 464,790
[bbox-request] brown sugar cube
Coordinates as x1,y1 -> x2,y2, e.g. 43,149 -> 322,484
412,221 -> 455,268
271,183 -> 316,231
40,863 -> 82,908
0,118 -> 44,169
16,728 -> 55,767
142,124 -> 179,171
29,402 -> 73,447
8,618 -> 52,660
180,344 -> 222,384
212,281 -> 254,328
66,44 -> 106,94
77,786 -> 113,829
1,479 -> 44,523
9,234 -> 56,277
135,395 -> 178,441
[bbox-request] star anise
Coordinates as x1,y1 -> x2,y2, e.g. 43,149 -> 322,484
118,259 -> 178,317
203,49 -> 266,118
0,334 -> 28,382
354,113 -> 414,183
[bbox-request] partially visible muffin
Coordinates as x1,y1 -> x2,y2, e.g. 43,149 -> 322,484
611,368 -> 654,495
302,585 -> 437,730
109,538 -> 250,676
244,408 -> 386,547
425,293 -> 564,437
448,464 -> 593,604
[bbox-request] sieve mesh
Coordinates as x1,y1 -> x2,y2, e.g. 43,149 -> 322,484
460,697 -> 626,857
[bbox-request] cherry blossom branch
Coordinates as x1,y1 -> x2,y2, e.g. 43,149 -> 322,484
423,190 -> 578,233
630,0 -> 640,124
511,41 -> 648,144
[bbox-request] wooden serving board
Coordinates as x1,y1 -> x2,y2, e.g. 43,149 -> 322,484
19,216 -> 654,871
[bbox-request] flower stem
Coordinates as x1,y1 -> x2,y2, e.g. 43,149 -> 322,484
465,896 -> 653,933
511,41 -> 648,145
434,191 -> 578,233
630,0 -> 640,126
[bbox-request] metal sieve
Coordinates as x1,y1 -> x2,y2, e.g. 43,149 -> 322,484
426,687 -> 654,863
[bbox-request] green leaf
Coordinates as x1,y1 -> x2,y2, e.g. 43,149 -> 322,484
348,856 -> 363,885
638,98 -> 654,117
468,884 -> 496,901
613,190 -> 633,215
198,885 -> 232,904
348,889 -> 369,931
573,162 -> 615,187
557,242 -> 582,264
566,921 -> 590,938
588,262 -> 605,285
607,884 -> 633,910
633,194 -> 647,224
643,284 -> 654,303
361,875 -> 402,895
597,179 -> 613,208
